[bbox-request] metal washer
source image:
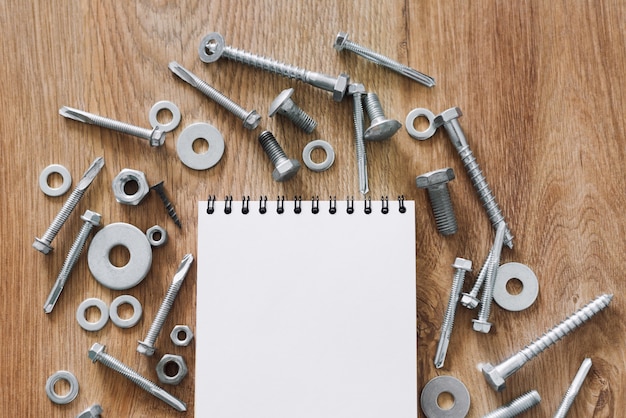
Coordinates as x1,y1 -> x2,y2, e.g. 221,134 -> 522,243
76,297 -> 109,331
149,100 -> 181,133
493,262 -> 539,311
109,295 -> 143,328
421,375 -> 470,418
176,122 -> 225,170
405,108 -> 437,140
39,164 -> 72,197
302,139 -> 335,172
146,225 -> 168,247
46,370 -> 79,405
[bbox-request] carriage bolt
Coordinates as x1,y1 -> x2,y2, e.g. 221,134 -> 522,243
482,293 -> 612,392
553,358 -> 593,418
461,249 -> 494,309
483,390 -> 541,418
88,343 -> 186,411
151,181 -> 182,228
350,84 -> 368,195
362,92 -> 401,141
257,131 -> 301,182
33,157 -> 104,254
198,32 -> 350,102
416,168 -> 457,235
269,88 -> 317,134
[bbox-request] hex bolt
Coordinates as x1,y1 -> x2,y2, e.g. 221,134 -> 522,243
482,390 -> 541,418
434,257 -> 472,369
434,107 -> 514,248
76,404 -> 103,418
461,249 -> 494,309
151,181 -> 182,229
257,131 -> 301,182
553,357 -> 593,418
416,168 -> 457,235
88,343 -> 186,412
362,92 -> 402,141
269,88 -> 317,134
43,210 -> 101,314
168,61 -> 261,130
60,107 -> 165,147
350,84 -> 369,195
198,32 -> 350,102
333,31 -> 435,88
137,254 -> 194,356
482,293 -> 613,392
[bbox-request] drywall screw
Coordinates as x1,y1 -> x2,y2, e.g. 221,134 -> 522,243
88,343 -> 186,411
362,92 -> 402,141
138,253 -> 194,356
482,293 -> 613,392
434,107 -> 514,248
43,210 -> 101,314
60,107 -> 165,147
168,61 -> 261,130
434,257 -> 472,369
483,390 -> 541,418
257,131 -> 301,182
76,403 -> 103,418
333,31 -> 435,88
416,168 -> 457,235
553,357 -> 593,418
269,88 -> 317,134
461,249 -> 494,309
350,83 -> 369,195
198,32 -> 350,102
151,181 -> 182,228
33,156 -> 104,254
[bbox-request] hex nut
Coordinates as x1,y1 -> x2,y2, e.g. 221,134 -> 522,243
112,169 -> 150,205
170,325 -> 194,347
156,354 -> 188,385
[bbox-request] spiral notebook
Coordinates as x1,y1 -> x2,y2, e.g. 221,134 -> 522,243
196,197 -> 417,418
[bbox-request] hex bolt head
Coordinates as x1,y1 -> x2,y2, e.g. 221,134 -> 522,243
416,168 -> 458,235
258,131 -> 301,182
333,31 -> 349,51
76,404 -> 103,418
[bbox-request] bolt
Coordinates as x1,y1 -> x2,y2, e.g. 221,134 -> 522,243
88,343 -> 186,411
434,257 -> 472,369
137,254 -> 194,356
434,107 -> 514,248
482,293 -> 612,392
268,88 -> 317,134
416,168 -> 457,235
76,404 -> 103,418
482,390 -> 541,418
362,92 -> 402,141
461,249 -> 494,309
333,31 -> 435,88
33,157 -> 104,254
198,32 -> 350,102
151,181 -> 182,228
349,83 -> 368,195
553,358 -> 593,418
257,131 -> 301,182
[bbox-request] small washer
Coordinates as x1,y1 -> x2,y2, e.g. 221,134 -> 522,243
76,298 -> 109,331
176,122 -> 225,170
493,262 -> 539,311
39,164 -> 72,197
405,108 -> 437,140
109,295 -> 143,328
302,140 -> 335,172
420,376 -> 470,418
149,100 -> 181,133
46,370 -> 79,404
146,225 -> 168,247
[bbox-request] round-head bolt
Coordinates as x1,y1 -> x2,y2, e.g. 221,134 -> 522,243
243,110 -> 262,130
269,88 -> 295,117
416,168 -> 458,236
149,127 -> 166,147
198,32 -> 226,63
269,88 -> 317,134
333,73 -> 350,102
333,31 -> 349,51
363,92 -> 402,141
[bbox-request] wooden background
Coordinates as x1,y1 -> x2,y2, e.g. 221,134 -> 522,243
2,1 -> 624,417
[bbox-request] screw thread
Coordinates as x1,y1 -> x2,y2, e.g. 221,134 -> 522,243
554,358 -> 593,418
427,185 -> 458,235
352,91 -> 368,194
280,100 -> 317,133
482,390 -> 541,418
194,77 -> 250,121
40,188 -> 85,244
86,113 -> 152,140
469,249 -> 494,297
475,223 -> 506,328
96,352 -> 156,392
441,269 -> 466,332
58,222 -> 94,278
362,92 -> 385,121
223,45 -> 308,82
258,131 -> 289,167
143,280 -> 185,346
152,184 -> 182,228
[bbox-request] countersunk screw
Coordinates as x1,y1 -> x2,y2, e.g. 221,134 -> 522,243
88,343 -> 186,412
151,181 -> 182,229
461,249 -> 494,309
553,357 -> 593,418
269,88 -> 317,134
482,390 -> 541,418
349,83 -> 368,195
362,92 -> 401,141
416,168 -> 457,235
482,293 -> 613,392
76,403 -> 103,418
258,131 -> 301,182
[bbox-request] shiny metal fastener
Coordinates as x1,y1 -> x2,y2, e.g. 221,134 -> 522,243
151,181 -> 181,228
349,83 -> 368,194
257,131 -> 301,182
420,375 -> 470,418
39,164 -> 72,197
416,168 -> 457,235
149,100 -> 181,133
553,358 -> 593,418
461,249 -> 493,309
156,354 -> 188,385
76,404 -> 103,418
493,262 -> 539,312
362,92 -> 401,141
483,390 -> 541,418
269,88 -> 317,134
46,370 -> 79,405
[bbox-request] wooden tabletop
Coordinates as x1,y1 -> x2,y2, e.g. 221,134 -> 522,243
3,1 -> 624,417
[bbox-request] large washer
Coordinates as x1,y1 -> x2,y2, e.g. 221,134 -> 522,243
176,122 -> 225,170
493,262 -> 539,311
420,375 -> 470,418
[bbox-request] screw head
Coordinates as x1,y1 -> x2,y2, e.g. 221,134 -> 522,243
460,293 -> 480,309
416,168 -> 455,188
333,73 -> 350,102
80,210 -> 102,227
243,110 -> 262,130
334,31 -> 350,51
434,107 -> 463,127
137,340 -> 156,356
453,257 -> 472,271
272,159 -> 301,182
364,118 -> 402,141
33,237 -> 53,254
88,343 -> 105,362
347,82 -> 365,96
77,404 -> 103,418
198,32 -> 225,63
149,128 -> 166,147
268,88 -> 295,117
472,318 -> 492,333
482,362 -> 507,392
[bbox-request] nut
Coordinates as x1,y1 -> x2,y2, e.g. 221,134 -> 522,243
415,167 -> 455,188
112,168 -> 150,206
170,325 -> 194,346
76,404 -> 103,418
156,354 -> 188,385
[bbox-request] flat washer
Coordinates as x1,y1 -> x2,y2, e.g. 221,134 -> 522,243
493,262 -> 539,311
76,298 -> 109,331
109,295 -> 143,328
302,139 -> 335,172
405,108 -> 437,140
46,370 -> 79,404
176,122 -> 225,170
87,223 -> 153,290
39,164 -> 72,197
149,100 -> 181,133
421,375 -> 470,418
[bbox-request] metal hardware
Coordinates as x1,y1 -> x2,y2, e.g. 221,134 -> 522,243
148,100 -> 181,132
170,325 -> 194,346
176,122 -> 226,170
46,370 -> 79,405
257,131 -> 301,182
420,375 -> 470,418
151,181 -> 182,228
405,107 -> 437,140
460,249 -> 493,309
493,262 -> 539,312
112,168 -> 150,206
156,354 -> 188,385
146,224 -> 168,247
362,92 -> 401,141
269,88 -> 317,134
483,390 -> 541,418
554,358 -> 593,418
76,404 -> 103,418
302,139 -> 335,172
109,295 -> 143,329
416,168 -> 457,236
349,83 -> 368,195
76,297 -> 109,331
39,164 -> 72,197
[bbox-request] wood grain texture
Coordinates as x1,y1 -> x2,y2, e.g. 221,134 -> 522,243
1,1 -> 624,416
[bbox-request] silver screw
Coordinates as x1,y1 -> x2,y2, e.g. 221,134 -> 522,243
482,293 -> 613,392
76,403 -> 103,418
33,157 -> 104,254
553,357 -> 593,418
434,257 -> 472,369
60,107 -> 165,147
416,168 -> 457,235
460,249 -> 494,309
269,88 -> 317,134
198,32 -> 350,102
482,390 -> 541,418
88,343 -> 186,411
151,181 -> 182,228
168,61 -> 261,130
257,131 -> 301,182
350,83 -> 369,195
434,107 -> 514,248
137,254 -> 194,356
362,92 -> 402,141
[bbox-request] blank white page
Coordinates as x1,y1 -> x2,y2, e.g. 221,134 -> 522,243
196,198 -> 416,418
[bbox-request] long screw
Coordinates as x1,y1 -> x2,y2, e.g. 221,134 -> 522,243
461,249 -> 494,309
268,88 -> 317,134
257,131 -> 301,182
482,390 -> 541,418
33,157 -> 104,254
350,83 -> 368,195
333,31 -> 435,88
553,357 -> 593,418
416,168 -> 457,235
137,254 -> 194,356
362,92 -> 402,141
151,181 -> 182,228
88,343 -> 186,411
168,61 -> 261,130
482,293 -> 613,392
198,32 -> 350,102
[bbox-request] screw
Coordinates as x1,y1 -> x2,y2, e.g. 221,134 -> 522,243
76,404 -> 103,418
333,31 -> 435,88
349,83 -> 369,195
151,181 -> 182,228
460,249 -> 494,309
168,61 -> 261,130
33,157 -> 104,254
434,257 -> 472,369
137,254 -> 194,356
198,32 -> 350,102
88,343 -> 186,411
482,293 -> 613,392
362,92 -> 402,141
483,390 -> 541,418
257,131 -> 301,182
434,107 -> 514,248
269,88 -> 317,134
416,168 -> 457,235
553,357 -> 593,418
